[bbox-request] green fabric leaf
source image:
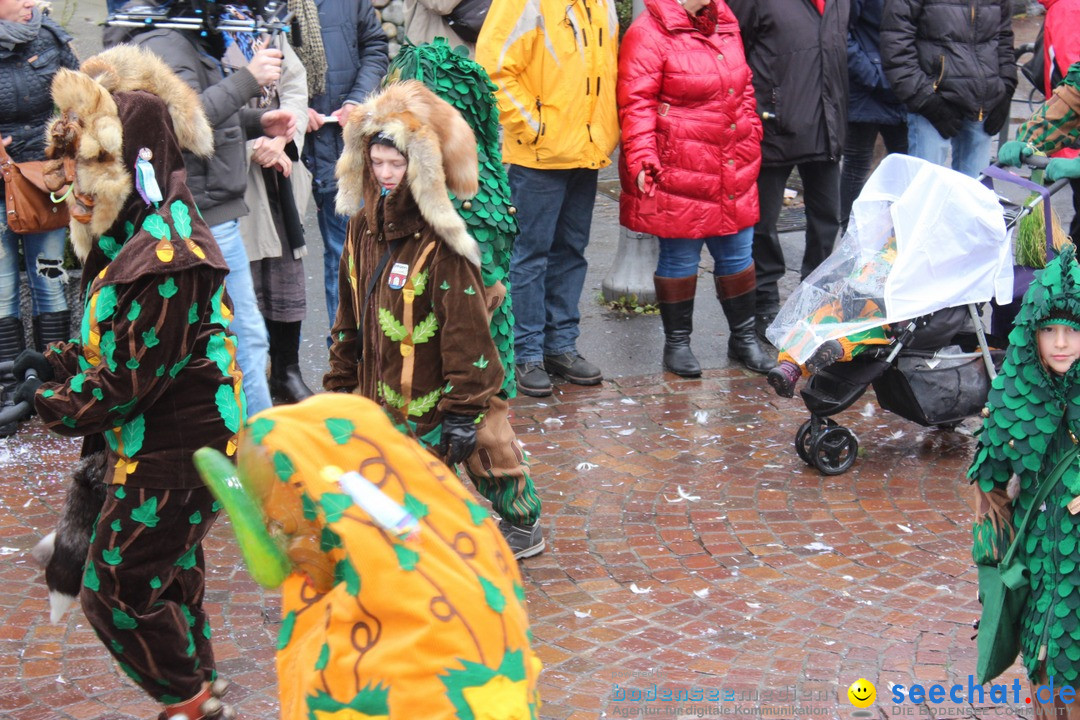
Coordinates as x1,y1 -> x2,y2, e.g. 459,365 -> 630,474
112,607 -> 138,630
69,373 -> 85,393
440,280 -> 450,291
466,500 -> 488,526
188,301 -> 199,324
141,326 -> 160,348
315,642 -> 330,671
325,417 -> 355,445
278,610 -> 296,650
120,414 -> 145,456
142,213 -> 171,241
215,384 -> 241,433
149,576 -> 162,589
463,285 -> 476,295
110,519 -> 121,532
336,558 -> 361,595
249,417 -> 275,444
394,544 -> 419,571
175,545 -> 197,570
378,308 -> 408,341
171,200 -> 192,239
409,386 -> 443,417
131,496 -> 160,527
189,511 -> 202,525
320,492 -> 353,523
127,301 -> 141,323
479,576 -> 506,613
411,312 -> 438,344
158,277 -> 178,299
83,561 -> 100,591
412,268 -> 429,296
378,381 -> 406,409
102,547 -> 122,565
473,355 -> 489,369
98,235 -> 121,260
125,358 -> 139,371
273,450 -> 295,481
169,354 -> 191,378
95,285 -> 118,323
403,493 -> 429,520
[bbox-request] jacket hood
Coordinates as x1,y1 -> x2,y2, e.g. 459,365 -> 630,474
45,44 -> 213,261
643,0 -> 737,33
335,80 -> 481,266
969,243 -> 1080,490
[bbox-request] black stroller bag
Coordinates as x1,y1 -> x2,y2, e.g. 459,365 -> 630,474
873,350 -> 991,426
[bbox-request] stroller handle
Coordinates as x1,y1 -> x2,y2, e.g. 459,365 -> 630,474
982,164 -> 1070,256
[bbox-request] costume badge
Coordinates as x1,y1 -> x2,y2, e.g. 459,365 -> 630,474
388,262 -> 409,290
134,147 -> 163,206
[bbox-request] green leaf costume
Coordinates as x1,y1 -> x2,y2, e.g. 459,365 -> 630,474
969,243 -> 1080,683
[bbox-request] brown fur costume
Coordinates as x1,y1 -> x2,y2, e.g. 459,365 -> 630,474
335,79 -> 481,266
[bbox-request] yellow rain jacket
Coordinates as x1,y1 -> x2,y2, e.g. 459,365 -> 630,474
476,0 -> 619,170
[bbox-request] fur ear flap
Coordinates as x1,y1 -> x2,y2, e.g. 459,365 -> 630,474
80,45 -> 214,158
335,117 -> 367,217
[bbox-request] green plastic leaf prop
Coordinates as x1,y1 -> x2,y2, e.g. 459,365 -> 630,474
193,447 -> 290,588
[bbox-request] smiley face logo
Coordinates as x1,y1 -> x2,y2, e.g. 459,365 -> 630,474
847,679 -> 876,708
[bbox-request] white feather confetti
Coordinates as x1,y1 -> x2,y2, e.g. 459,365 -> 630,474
576,462 -> 599,471
630,583 -> 652,594
574,609 -> 592,618
693,588 -> 709,598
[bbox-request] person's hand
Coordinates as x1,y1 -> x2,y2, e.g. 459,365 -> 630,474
246,43 -> 284,87
13,349 -> 53,383
996,140 -> 1033,167
2,136 -> 10,147
919,95 -> 964,139
260,109 -> 296,141
332,103 -> 357,127
1046,157 -> 1080,182
306,108 -> 325,132
437,413 -> 478,466
983,93 -> 1013,136
251,136 -> 293,177
13,375 -> 42,412
635,166 -> 656,196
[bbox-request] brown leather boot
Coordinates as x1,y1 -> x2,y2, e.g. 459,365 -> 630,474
715,267 -> 777,375
654,274 -> 701,377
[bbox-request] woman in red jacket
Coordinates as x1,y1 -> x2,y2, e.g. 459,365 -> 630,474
618,0 -> 771,377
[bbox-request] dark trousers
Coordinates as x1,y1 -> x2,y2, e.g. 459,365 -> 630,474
753,161 -> 842,311
839,121 -> 908,230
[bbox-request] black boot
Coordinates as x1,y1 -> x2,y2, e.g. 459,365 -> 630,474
654,274 -> 701,378
0,316 -> 27,438
32,311 -> 71,352
715,268 -> 777,375
267,320 -> 314,404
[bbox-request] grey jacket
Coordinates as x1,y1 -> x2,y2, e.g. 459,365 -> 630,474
303,0 -> 388,194
130,29 -> 266,226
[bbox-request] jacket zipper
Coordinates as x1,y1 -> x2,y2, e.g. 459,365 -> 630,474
933,55 -> 946,92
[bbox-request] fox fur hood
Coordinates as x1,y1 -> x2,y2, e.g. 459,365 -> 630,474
335,80 -> 481,266
45,44 -> 213,263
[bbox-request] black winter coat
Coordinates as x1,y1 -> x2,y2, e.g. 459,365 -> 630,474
880,0 -> 1016,118
303,0 -> 388,194
728,0 -> 850,166
0,17 -> 78,164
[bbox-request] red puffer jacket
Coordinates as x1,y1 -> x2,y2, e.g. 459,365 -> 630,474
618,0 -> 761,239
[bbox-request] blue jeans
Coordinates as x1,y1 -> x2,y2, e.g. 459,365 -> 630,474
314,189 -> 349,332
508,165 -> 597,364
210,221 -> 272,415
906,113 -> 992,178
656,227 -> 754,278
0,201 -> 69,319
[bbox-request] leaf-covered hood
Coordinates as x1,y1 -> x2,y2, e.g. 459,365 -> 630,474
970,242 -> 1080,490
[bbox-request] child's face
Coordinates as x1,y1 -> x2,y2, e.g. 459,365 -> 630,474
1038,323 -> 1080,375
370,143 -> 407,192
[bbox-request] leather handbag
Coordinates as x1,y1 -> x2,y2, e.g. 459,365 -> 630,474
975,445 -> 1080,684
0,142 -> 69,235
443,0 -> 492,43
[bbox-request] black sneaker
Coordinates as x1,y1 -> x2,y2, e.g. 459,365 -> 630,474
498,520 -> 545,559
516,363 -> 553,397
544,352 -> 602,385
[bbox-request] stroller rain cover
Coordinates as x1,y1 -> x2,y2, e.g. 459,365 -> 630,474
767,154 -> 1012,364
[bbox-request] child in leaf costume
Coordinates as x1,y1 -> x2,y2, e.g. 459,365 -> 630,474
324,78 -> 543,558
383,38 -> 543,559
13,46 -> 245,720
970,243 -> 1080,714
195,393 -> 541,719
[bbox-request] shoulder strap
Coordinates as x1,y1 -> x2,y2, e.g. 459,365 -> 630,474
1002,445 -> 1080,565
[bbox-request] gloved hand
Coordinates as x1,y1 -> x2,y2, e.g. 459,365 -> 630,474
919,95 -> 964,139
13,349 -> 53,383
996,140 -> 1033,167
1046,157 -> 1080,182
13,374 -> 42,412
437,413 -> 478,466
983,93 -> 1014,136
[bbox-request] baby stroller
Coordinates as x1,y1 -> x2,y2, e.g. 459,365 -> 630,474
767,154 -> 1070,475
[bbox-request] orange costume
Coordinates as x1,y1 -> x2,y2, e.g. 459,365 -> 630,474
196,394 -> 541,719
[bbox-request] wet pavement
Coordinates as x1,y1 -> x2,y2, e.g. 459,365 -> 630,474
0,367 -> 1034,720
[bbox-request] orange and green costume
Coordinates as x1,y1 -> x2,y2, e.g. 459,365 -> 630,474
195,394 -> 541,719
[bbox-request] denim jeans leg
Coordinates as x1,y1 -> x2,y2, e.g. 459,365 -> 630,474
655,237 -> 705,278
508,165 -> 568,364
950,119 -> 993,178
0,216 -> 21,319
906,112 -> 951,167
22,226 -> 70,316
706,226 -> 754,277
752,164 -> 794,311
315,190 -> 350,332
544,168 -> 598,356
211,220 -> 272,415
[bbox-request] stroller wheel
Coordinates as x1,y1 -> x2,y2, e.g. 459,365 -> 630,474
795,417 -> 836,465
811,426 -> 859,475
